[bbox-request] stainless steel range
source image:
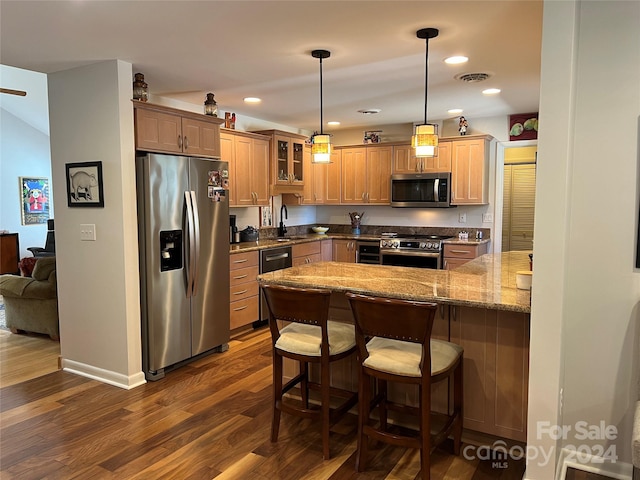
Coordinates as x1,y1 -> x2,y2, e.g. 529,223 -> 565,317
379,234 -> 453,269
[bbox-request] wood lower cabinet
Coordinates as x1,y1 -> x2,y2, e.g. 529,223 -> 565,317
221,130 -> 269,206
134,102 -> 222,157
292,242 -> 322,266
332,239 -> 356,263
229,251 -> 260,331
450,305 -> 529,442
340,145 -> 392,204
443,243 -> 489,270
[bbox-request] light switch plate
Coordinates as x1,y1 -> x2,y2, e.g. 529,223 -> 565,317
458,212 -> 467,223
80,224 -> 96,241
482,213 -> 493,223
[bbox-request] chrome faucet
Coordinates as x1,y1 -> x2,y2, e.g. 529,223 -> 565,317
278,204 -> 288,237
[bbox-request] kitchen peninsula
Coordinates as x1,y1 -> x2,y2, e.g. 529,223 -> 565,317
257,251 -> 532,442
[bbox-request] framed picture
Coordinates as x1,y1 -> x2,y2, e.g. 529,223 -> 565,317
509,113 -> 539,141
260,205 -> 273,227
19,177 -> 50,225
65,161 -> 104,208
363,130 -> 382,144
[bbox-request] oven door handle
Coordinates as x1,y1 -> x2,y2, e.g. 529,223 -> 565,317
380,250 -> 441,258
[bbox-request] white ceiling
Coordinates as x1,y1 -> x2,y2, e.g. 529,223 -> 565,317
0,0 -> 543,133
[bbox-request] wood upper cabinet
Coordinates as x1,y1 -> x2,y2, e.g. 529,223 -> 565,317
302,149 -> 341,205
340,145 -> 391,204
221,130 -> 269,207
392,142 -> 451,173
450,306 -> 529,442
451,136 -> 492,205
252,130 -> 308,192
134,102 -> 222,157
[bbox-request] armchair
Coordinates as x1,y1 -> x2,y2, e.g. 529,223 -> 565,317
0,257 -> 59,340
27,219 -> 55,258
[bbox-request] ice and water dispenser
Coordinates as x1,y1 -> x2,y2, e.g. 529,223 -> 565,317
159,230 -> 183,271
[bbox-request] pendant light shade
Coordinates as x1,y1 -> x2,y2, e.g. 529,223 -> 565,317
412,28 -> 439,158
311,49 -> 332,164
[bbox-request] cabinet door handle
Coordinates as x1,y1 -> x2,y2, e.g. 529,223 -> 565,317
233,305 -> 248,312
233,258 -> 248,264
361,192 -> 365,201
233,289 -> 248,295
184,136 -> 189,150
233,274 -> 248,280
178,135 -> 183,149
452,305 -> 457,322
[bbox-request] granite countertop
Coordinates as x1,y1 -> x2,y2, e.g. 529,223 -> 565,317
442,238 -> 491,246
230,232 -> 490,253
229,233 -> 381,253
257,251 -> 532,313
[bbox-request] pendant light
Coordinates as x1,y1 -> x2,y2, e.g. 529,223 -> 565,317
311,49 -> 331,164
412,28 -> 439,158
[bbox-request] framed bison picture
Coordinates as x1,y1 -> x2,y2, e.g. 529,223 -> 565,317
65,161 -> 104,208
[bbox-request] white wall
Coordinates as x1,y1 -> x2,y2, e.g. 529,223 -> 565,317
527,2 -> 640,479
0,66 -> 52,257
48,60 -> 144,389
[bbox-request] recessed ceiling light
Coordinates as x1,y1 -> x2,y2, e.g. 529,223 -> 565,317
243,97 -> 261,104
327,121 -> 340,126
448,108 -> 463,115
445,56 -> 468,65
357,108 -> 381,115
482,88 -> 501,95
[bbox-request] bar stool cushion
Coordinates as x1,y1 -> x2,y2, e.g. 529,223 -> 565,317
276,320 -> 355,356
364,337 -> 463,377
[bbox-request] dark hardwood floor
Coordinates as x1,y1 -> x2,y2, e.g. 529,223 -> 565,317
0,327 -> 526,479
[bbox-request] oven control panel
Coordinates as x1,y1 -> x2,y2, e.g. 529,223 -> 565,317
380,239 -> 443,252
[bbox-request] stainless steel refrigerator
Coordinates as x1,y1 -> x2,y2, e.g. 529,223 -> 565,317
136,153 -> 230,381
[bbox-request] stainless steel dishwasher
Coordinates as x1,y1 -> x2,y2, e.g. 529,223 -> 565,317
258,245 -> 293,324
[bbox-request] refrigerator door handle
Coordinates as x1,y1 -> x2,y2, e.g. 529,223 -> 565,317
184,191 -> 196,298
190,190 -> 201,297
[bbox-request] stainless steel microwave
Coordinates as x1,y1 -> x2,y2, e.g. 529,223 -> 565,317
390,172 -> 452,208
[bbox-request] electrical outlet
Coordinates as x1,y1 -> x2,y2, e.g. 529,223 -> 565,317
458,213 -> 467,223
80,224 -> 96,241
482,213 -> 493,223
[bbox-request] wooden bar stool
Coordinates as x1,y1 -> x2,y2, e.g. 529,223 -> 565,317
262,284 -> 358,460
346,292 -> 463,480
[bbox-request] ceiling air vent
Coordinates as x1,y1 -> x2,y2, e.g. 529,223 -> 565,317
455,72 -> 491,83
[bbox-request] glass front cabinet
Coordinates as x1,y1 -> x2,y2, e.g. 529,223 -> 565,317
253,130 -> 307,189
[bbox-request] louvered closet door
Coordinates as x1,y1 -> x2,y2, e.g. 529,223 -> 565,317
503,164 -> 536,251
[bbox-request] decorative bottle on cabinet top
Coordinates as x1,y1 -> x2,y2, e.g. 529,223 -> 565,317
132,73 -> 148,102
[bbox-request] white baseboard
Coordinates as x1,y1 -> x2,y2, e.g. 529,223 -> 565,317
62,358 -> 146,389
557,447 -> 633,480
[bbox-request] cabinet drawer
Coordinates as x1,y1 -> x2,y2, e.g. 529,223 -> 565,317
444,258 -> 471,270
230,265 -> 259,286
293,241 -> 321,258
230,281 -> 259,301
443,244 -> 478,259
293,253 -> 322,267
230,251 -> 259,270
230,296 -> 259,330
